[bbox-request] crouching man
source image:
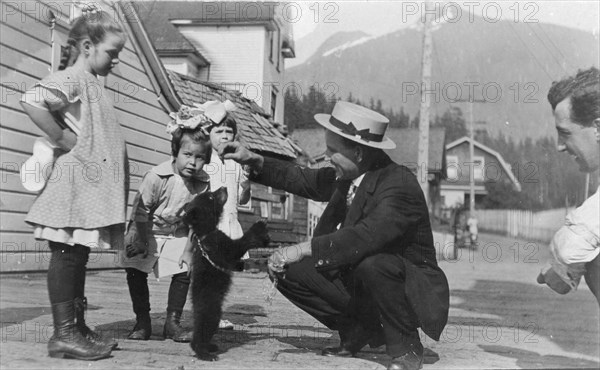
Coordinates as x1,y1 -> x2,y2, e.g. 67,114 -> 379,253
221,101 -> 450,370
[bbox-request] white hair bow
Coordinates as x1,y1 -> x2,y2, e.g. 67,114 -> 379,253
166,100 -> 237,136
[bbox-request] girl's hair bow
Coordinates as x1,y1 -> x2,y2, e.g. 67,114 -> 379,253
166,100 -> 237,136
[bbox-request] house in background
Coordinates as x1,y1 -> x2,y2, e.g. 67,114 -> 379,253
134,1 -> 295,131
1,1 -> 176,271
440,136 -> 521,209
164,70 -> 307,245
0,1 -> 301,272
130,2 -> 307,247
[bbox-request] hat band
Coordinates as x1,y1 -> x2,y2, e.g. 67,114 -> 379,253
329,116 -> 384,143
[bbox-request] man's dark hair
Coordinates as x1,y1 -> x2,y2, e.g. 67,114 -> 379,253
547,67 -> 600,127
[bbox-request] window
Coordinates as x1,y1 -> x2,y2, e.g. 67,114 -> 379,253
51,20 -> 66,72
473,156 -> 485,181
270,199 -> 286,220
256,187 -> 290,220
269,31 -> 274,62
270,89 -> 277,118
269,187 -> 287,220
276,30 -> 281,71
237,185 -> 253,213
446,155 -> 459,181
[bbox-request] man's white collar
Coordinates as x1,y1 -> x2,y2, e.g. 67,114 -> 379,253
352,173 -> 366,188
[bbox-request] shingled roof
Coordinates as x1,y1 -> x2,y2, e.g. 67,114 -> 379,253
167,70 -> 296,159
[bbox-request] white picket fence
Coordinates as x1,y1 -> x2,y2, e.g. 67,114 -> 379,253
474,208 -> 573,243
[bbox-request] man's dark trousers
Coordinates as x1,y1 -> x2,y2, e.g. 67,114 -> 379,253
274,253 -> 422,357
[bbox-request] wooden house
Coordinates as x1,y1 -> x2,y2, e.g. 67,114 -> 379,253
133,1 -> 295,129
440,136 -> 521,209
0,1 -> 303,272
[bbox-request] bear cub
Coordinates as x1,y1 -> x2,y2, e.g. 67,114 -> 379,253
179,186 -> 270,361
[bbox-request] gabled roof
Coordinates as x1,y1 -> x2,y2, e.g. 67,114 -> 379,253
291,127 -> 447,174
446,136 -> 521,190
133,1 -> 209,65
167,70 -> 296,159
133,0 -> 279,54
122,2 -> 296,160
132,1 -> 295,62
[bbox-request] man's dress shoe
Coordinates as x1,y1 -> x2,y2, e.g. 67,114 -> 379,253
322,342 -> 362,357
321,328 -> 385,357
387,350 -> 423,370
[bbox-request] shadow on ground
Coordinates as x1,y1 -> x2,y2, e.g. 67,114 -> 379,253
96,305 -> 439,367
451,279 -> 599,364
0,303 -> 103,329
480,345 -> 600,368
0,307 -> 51,329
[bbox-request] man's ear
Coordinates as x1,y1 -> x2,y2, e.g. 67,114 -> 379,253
594,118 -> 600,142
354,145 -> 363,163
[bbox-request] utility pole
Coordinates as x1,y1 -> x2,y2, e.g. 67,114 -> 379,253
456,98 -> 486,215
417,0 -> 433,207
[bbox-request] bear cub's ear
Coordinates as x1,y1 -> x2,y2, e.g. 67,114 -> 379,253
213,186 -> 228,207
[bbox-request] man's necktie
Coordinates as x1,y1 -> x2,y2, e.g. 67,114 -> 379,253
346,184 -> 358,208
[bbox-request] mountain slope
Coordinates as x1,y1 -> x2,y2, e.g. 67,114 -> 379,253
285,14 -> 599,140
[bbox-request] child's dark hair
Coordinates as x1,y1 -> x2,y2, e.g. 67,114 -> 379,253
207,113 -> 238,137
59,11 -> 124,70
171,126 -> 210,157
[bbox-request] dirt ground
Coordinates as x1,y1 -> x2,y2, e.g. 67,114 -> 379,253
1,232 -> 599,369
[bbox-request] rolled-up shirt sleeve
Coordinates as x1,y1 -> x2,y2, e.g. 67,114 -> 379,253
131,172 -> 162,223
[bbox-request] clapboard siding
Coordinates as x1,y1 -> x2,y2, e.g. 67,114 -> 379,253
0,149 -> 30,172
114,108 -> 168,139
1,66 -> 39,92
0,45 -> 50,81
0,1 -> 173,272
109,62 -> 154,91
1,232 -> 45,252
1,191 -> 36,213
2,2 -> 57,42
1,106 -> 45,135
0,23 -> 51,64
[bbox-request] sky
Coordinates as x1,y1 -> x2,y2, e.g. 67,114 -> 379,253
291,1 -> 600,39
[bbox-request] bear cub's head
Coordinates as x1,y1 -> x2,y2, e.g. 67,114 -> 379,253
179,186 -> 227,237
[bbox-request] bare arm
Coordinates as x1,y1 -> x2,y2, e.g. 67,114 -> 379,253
179,229 -> 195,275
238,164 -> 251,205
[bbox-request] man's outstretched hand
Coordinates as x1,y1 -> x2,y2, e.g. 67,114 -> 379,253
218,142 -> 264,169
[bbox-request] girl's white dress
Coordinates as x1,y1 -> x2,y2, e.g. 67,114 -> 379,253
24,68 -> 128,250
205,149 -> 251,255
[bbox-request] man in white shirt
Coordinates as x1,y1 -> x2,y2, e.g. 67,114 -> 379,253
539,67 -> 600,304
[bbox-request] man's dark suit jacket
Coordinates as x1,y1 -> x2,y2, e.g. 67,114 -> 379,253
253,154 -> 449,340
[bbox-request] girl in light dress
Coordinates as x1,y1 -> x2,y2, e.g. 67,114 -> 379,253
20,8 -> 127,360
120,122 -> 211,343
202,100 -> 251,329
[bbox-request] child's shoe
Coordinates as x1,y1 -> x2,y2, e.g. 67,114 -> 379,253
127,315 -> 151,340
163,310 -> 192,342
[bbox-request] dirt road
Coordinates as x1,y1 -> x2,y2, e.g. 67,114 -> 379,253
1,232 -> 598,369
